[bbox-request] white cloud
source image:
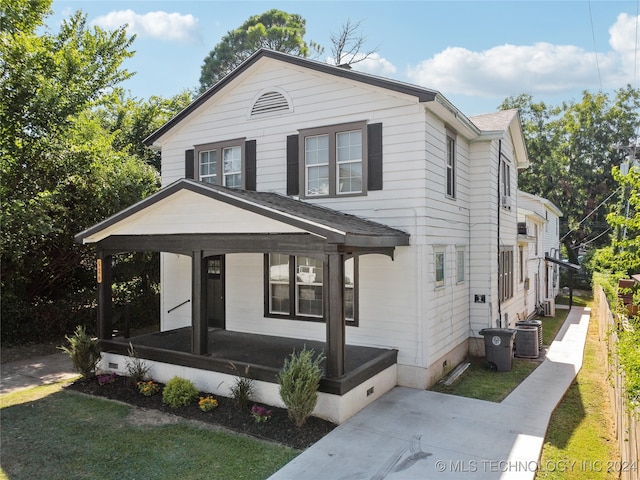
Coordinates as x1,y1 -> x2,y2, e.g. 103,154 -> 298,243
406,13 -> 638,98
92,10 -> 199,42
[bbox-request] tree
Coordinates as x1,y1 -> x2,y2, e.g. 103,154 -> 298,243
198,9 -> 316,92
328,19 -> 379,67
0,0 -> 158,343
90,90 -> 193,171
501,87 -> 640,257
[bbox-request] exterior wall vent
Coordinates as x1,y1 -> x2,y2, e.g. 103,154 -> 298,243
250,90 -> 292,117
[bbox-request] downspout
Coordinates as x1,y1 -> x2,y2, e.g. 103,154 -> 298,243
497,140 -> 502,327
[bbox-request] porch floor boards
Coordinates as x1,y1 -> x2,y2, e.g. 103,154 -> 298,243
103,328 -> 397,396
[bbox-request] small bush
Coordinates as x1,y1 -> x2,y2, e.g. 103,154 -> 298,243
277,347 -> 325,427
228,363 -> 255,410
125,342 -> 150,385
58,325 -> 101,378
162,376 -> 198,408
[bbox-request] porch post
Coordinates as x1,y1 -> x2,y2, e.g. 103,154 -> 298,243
192,250 -> 208,355
326,253 -> 345,379
97,250 -> 113,340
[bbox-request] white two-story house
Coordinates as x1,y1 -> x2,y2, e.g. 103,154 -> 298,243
77,49 -> 556,423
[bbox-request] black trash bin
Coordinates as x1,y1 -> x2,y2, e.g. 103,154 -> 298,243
479,328 -> 516,372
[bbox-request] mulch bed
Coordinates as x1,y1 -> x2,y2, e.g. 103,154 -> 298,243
65,375 -> 336,450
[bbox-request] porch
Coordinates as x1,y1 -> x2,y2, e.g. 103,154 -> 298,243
103,327 -> 397,396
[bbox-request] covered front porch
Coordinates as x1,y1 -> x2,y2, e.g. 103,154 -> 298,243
76,179 -> 410,421
102,327 -> 397,395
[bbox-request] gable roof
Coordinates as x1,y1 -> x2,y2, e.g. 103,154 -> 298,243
143,49 -> 439,147
75,179 -> 410,249
470,109 -> 530,169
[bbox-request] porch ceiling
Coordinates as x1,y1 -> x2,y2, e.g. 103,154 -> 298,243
75,179 -> 410,253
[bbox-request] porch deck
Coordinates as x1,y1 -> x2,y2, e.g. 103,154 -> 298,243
101,328 -> 397,395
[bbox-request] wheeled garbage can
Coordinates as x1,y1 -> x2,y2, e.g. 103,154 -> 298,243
479,328 -> 516,372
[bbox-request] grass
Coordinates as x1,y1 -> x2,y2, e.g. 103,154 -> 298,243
0,382 -> 298,480
431,308 -> 570,402
536,298 -> 619,480
431,356 -> 539,402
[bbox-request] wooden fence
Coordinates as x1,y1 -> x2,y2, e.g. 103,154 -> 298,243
595,286 -> 639,479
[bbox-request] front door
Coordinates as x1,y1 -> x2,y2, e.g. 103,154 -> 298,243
206,256 -> 225,329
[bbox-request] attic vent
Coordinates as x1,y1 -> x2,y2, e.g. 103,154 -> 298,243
251,91 -> 291,116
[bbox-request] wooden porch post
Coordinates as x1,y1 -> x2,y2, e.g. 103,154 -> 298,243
97,250 -> 113,340
192,251 -> 208,355
326,253 -> 345,379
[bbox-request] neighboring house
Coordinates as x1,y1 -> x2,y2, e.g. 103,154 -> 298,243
76,49 -> 559,423
517,191 -> 563,318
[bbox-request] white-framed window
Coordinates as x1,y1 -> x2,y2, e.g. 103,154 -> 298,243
498,247 -> 514,301
195,139 -> 245,188
501,159 -> 511,203
446,131 -> 456,198
435,249 -> 445,287
266,254 -> 358,324
299,121 -> 366,198
456,248 -> 465,283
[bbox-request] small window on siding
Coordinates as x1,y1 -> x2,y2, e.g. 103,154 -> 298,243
435,249 -> 445,287
250,90 -> 292,117
456,248 -> 465,283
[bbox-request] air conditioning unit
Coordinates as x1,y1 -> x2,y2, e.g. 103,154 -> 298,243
501,195 -> 511,209
543,300 -> 555,317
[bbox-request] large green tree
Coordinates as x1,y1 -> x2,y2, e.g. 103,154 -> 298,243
198,9 -> 315,92
502,87 -> 640,257
0,0 -> 159,342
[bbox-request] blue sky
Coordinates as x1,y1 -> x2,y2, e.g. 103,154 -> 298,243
48,1 -> 640,115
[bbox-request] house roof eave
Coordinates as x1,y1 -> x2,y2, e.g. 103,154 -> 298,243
143,49 -> 440,147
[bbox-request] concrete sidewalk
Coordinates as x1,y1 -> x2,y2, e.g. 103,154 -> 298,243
268,307 -> 591,480
0,352 -> 78,395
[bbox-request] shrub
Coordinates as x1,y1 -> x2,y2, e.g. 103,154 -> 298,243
58,325 -> 101,378
125,342 -> 151,385
162,376 -> 198,408
277,347 -> 325,427
228,363 -> 255,410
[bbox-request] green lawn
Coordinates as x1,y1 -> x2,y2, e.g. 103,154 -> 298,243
536,298 -> 619,480
0,383 -> 298,480
431,308 -> 571,402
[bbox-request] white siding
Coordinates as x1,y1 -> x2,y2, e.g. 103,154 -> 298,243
152,55 -> 532,385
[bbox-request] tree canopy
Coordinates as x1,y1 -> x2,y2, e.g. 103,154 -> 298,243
0,0 -> 168,342
198,9 -> 314,92
501,87 -> 640,257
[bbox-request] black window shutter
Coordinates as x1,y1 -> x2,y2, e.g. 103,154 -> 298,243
367,123 -> 383,191
245,140 -> 257,191
185,149 -> 195,179
286,134 -> 299,196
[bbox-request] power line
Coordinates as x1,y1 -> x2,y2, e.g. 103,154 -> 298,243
560,187 -> 622,242
588,0 -> 603,90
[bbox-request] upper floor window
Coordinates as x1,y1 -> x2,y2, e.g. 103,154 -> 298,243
299,121 -> 366,198
446,132 -> 456,198
195,139 -> 245,188
501,159 -> 511,208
